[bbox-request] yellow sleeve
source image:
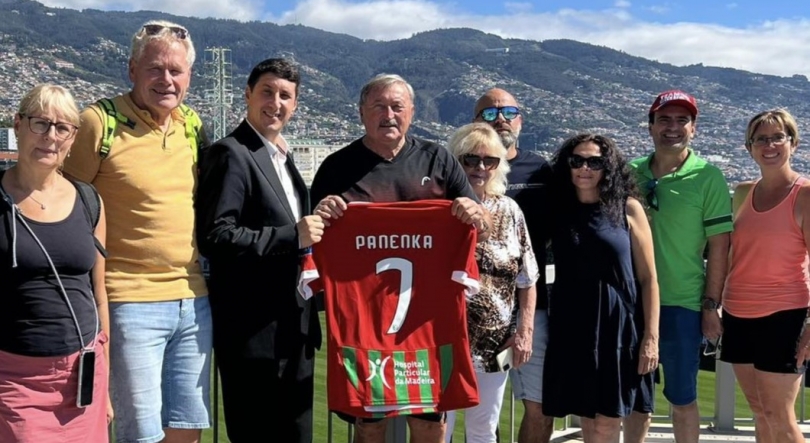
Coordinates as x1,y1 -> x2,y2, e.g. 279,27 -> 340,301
64,105 -> 104,183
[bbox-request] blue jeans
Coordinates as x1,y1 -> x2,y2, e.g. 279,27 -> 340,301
659,306 -> 702,406
110,297 -> 213,443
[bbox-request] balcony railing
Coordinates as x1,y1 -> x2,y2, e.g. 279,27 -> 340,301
197,264 -> 808,443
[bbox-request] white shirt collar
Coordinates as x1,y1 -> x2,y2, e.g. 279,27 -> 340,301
245,120 -> 288,156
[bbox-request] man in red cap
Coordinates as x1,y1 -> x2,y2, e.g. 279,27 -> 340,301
624,90 -> 733,443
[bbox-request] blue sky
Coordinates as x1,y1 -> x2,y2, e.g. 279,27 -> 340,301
263,0 -> 803,28
41,0 -> 810,78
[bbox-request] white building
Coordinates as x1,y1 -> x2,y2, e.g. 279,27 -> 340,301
289,138 -> 344,186
0,128 -> 17,151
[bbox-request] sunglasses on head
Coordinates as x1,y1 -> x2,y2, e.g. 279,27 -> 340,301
141,24 -> 189,39
567,154 -> 607,171
460,154 -> 501,170
645,179 -> 660,211
476,106 -> 520,122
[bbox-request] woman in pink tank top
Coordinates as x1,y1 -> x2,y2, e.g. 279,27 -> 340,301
721,109 -> 810,443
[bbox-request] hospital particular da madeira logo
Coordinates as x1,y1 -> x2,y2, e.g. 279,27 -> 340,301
366,355 -> 435,388
341,345 -> 455,405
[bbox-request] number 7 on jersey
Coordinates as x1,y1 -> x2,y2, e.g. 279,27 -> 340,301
376,257 -> 413,334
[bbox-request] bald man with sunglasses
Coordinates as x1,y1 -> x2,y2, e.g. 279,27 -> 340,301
474,88 -> 554,443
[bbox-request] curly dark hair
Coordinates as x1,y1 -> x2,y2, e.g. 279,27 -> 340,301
551,133 -> 640,226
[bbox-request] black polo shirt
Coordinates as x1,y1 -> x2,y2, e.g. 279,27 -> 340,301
311,135 -> 477,205
506,149 -> 553,309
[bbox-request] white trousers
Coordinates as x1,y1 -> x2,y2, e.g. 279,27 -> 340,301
445,370 -> 509,443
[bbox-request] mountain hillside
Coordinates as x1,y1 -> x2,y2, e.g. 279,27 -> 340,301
1,0 -> 808,181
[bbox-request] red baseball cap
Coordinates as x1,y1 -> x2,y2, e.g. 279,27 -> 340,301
649,90 -> 698,118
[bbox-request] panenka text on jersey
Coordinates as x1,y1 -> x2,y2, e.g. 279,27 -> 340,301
299,200 -> 481,417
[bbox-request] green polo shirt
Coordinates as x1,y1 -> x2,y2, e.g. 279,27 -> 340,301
630,150 -> 733,311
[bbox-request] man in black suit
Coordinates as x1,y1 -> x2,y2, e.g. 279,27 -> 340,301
196,58 -> 324,443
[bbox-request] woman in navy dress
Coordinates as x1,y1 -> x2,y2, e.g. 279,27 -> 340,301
542,134 -> 659,443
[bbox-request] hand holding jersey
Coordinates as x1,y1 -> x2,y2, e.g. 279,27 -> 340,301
316,194 -> 489,237
296,215 -> 324,248
313,195 -> 346,225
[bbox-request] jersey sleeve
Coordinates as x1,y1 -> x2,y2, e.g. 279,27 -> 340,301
297,250 -> 322,300
450,224 -> 480,297
702,166 -> 734,237
63,105 -> 104,183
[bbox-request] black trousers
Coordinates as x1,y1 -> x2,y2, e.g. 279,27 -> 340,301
217,346 -> 315,443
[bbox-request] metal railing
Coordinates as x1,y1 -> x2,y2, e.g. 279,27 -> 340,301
202,264 -> 808,443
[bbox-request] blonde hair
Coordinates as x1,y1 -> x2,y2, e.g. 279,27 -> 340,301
131,20 -> 195,67
17,83 -> 80,126
745,108 -> 800,148
447,123 -> 511,196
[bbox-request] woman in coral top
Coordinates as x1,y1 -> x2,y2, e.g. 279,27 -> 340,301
722,109 -> 810,443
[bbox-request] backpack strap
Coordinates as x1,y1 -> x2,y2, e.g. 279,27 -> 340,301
0,169 -> 10,207
96,99 -> 203,162
179,104 -> 203,163
71,179 -> 108,258
96,98 -> 136,160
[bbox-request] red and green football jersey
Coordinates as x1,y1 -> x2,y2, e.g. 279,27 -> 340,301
299,200 -> 480,417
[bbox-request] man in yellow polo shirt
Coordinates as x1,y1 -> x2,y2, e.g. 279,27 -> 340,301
64,20 -> 211,443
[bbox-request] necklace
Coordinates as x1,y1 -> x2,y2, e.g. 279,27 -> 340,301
8,169 -> 48,210
28,194 -> 47,210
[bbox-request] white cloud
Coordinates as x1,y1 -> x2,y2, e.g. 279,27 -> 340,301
505,2 -> 533,14
36,0 -> 810,78
646,5 -> 670,14
41,0 -> 262,21
614,0 -> 631,8
269,0 -> 810,78
266,0 -> 459,39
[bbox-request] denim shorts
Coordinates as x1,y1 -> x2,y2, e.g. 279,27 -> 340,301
509,310 -> 549,403
658,306 -> 702,406
110,297 -> 213,443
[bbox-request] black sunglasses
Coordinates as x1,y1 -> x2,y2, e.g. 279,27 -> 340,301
645,179 -> 659,211
460,154 -> 501,170
567,154 -> 606,171
141,24 -> 189,39
476,106 -> 520,122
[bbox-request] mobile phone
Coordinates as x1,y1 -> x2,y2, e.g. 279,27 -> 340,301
703,337 -> 721,358
495,347 -> 514,371
76,349 -> 95,408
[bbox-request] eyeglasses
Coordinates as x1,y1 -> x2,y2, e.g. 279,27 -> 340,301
750,134 -> 792,148
460,154 -> 501,170
141,24 -> 189,39
476,106 -> 520,122
20,114 -> 78,140
567,154 -> 606,171
645,179 -> 659,211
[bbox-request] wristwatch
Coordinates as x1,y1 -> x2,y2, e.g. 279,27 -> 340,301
701,297 -> 722,311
